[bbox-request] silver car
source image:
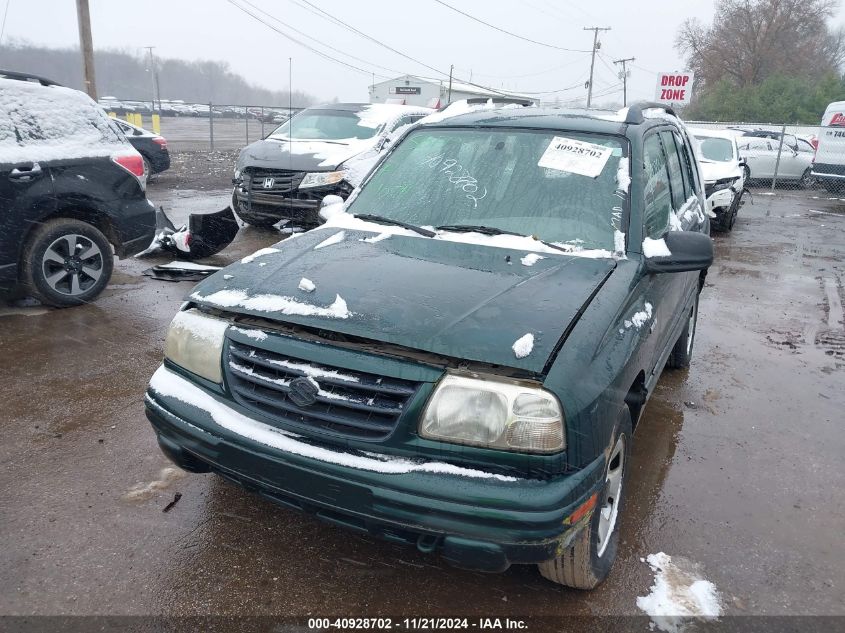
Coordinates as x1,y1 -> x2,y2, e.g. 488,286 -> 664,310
737,136 -> 814,186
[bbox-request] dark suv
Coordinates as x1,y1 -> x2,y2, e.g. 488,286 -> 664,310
146,102 -> 712,589
0,71 -> 155,307
232,103 -> 431,228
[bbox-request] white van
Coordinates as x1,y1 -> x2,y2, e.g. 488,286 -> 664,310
811,101 -> 845,193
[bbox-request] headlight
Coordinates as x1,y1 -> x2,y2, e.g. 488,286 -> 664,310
299,171 -> 345,189
420,373 -> 565,453
164,309 -> 229,383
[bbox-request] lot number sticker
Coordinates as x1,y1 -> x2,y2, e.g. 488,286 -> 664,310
538,136 -> 613,178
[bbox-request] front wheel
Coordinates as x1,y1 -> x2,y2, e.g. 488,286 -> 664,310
799,168 -> 815,190
21,218 -> 114,307
538,411 -> 632,590
667,292 -> 699,369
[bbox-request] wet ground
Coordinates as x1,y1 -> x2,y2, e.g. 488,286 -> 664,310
1,182 -> 844,624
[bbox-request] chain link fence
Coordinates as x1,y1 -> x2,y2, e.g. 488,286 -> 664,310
685,120 -> 845,194
101,98 -> 305,151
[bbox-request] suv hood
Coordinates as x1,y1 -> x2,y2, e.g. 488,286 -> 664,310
237,137 -> 375,172
701,160 -> 742,182
190,229 -> 615,374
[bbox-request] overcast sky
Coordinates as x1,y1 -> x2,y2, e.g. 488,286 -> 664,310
2,0 -> 843,105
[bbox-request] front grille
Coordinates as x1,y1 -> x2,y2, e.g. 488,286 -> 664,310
245,168 -> 303,195
225,340 -> 421,441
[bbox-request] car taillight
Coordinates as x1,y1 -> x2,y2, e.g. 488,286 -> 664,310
153,136 -> 168,149
112,153 -> 146,190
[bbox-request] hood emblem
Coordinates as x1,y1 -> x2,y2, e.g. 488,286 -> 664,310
288,376 -> 319,407
262,177 -> 275,189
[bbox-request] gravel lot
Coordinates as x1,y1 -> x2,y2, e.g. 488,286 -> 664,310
1,161 -> 844,628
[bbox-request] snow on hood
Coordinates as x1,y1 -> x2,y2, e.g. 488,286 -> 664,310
0,79 -> 130,164
189,227 -> 616,373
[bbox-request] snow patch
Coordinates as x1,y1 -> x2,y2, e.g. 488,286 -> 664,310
254,352 -> 360,383
123,467 -> 185,501
520,253 -> 545,267
298,277 -> 316,292
643,237 -> 672,258
149,366 -> 517,481
616,157 -> 631,194
313,231 -> 346,250
241,247 -> 280,264
636,552 -> 723,633
223,274 -> 234,280
614,230 -> 626,255
625,303 -> 653,330
230,326 -> 268,341
361,232 -> 391,243
512,333 -> 535,359
191,289 -> 351,319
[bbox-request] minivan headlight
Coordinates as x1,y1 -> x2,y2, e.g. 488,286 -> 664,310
420,373 -> 565,453
299,171 -> 345,189
164,309 -> 229,383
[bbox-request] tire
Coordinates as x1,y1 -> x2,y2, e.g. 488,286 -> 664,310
666,292 -> 699,369
21,218 -> 114,308
143,156 -> 154,181
799,168 -> 815,190
538,410 -> 632,590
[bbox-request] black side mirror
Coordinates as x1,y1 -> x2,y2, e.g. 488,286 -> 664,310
738,158 -> 747,167
645,231 -> 713,274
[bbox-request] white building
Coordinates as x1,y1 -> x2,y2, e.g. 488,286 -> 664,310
369,74 -> 538,108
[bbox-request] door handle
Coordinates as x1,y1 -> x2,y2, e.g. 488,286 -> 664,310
9,163 -> 42,181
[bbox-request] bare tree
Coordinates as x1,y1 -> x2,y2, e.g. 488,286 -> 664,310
676,0 -> 845,88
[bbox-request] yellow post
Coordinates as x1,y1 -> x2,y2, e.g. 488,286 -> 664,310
107,111 -> 117,118
152,114 -> 161,135
135,113 -> 144,128
124,113 -> 132,124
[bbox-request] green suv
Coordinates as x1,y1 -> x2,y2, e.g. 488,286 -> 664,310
145,102 -> 712,589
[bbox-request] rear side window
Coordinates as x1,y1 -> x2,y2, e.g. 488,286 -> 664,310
0,81 -> 124,164
660,131 -> 686,209
642,134 -> 672,238
673,130 -> 699,196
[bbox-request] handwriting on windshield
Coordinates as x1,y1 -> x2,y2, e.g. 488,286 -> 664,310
421,154 -> 488,208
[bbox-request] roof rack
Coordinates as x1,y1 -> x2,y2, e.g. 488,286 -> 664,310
463,97 -> 534,107
0,69 -> 62,86
624,101 -> 677,125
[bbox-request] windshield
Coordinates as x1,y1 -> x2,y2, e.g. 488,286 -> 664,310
270,109 -> 383,141
695,136 -> 735,162
347,128 -> 628,252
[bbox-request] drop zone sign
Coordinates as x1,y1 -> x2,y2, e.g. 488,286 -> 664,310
655,72 -> 694,105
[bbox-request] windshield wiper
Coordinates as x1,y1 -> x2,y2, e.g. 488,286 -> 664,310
354,214 -> 436,238
437,224 -> 576,254
435,224 -> 523,237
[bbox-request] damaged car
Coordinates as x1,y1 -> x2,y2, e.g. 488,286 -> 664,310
231,102 -> 431,228
0,70 -> 155,307
689,128 -> 746,232
146,102 -> 712,589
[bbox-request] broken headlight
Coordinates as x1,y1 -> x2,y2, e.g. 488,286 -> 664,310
164,309 -> 229,383
299,171 -> 345,189
420,373 -> 565,454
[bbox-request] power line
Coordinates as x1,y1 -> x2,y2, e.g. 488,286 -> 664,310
239,0 -> 407,77
287,0 -> 529,99
0,0 -> 11,49
225,0 -> 391,79
431,0 -> 590,52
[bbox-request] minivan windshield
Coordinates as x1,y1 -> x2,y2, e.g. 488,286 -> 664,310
270,109 -> 383,141
347,128 -> 628,252
695,136 -> 735,162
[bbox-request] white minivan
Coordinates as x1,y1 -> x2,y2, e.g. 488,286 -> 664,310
811,101 -> 845,193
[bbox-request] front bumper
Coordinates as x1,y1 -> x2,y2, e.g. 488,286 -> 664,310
144,368 -> 604,573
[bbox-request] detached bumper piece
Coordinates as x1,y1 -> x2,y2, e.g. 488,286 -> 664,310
137,207 -> 239,259
145,376 -> 605,573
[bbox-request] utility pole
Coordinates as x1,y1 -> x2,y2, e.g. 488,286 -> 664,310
584,26 -> 610,108
447,64 -> 454,105
143,46 -> 158,112
75,0 -> 97,100
613,56 -> 635,106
